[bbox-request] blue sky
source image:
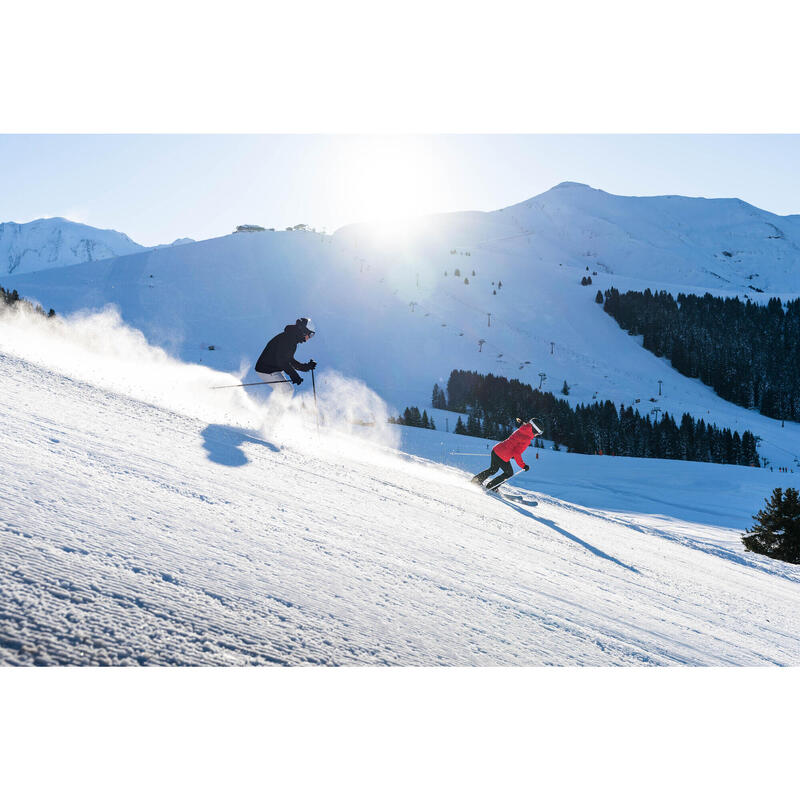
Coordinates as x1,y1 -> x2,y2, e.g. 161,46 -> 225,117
2,134 -> 799,247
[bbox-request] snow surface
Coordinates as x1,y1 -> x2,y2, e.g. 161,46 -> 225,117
2,305 -> 799,666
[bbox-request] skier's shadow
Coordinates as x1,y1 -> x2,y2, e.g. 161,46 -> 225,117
498,497 -> 639,573
200,424 -> 280,467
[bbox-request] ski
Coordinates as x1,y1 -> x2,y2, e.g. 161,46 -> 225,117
497,492 -> 538,506
478,483 -> 538,506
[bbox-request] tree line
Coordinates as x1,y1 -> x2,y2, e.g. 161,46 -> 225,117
602,287 -> 800,421
1,285 -> 55,318
438,369 -> 759,467
388,407 -> 436,429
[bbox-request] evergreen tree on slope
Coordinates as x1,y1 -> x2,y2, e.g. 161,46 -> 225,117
742,488 -> 800,564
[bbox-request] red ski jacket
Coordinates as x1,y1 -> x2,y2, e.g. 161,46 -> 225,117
492,423 -> 535,468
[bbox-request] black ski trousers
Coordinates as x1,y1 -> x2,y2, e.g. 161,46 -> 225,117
472,451 -> 513,490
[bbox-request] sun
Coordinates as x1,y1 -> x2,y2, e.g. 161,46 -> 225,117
338,137 -> 444,230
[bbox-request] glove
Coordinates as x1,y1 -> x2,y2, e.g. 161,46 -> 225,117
291,375 -> 304,386
307,359 -> 317,370
523,464 -> 530,471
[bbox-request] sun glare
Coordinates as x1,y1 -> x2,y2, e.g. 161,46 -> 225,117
341,138 -> 443,231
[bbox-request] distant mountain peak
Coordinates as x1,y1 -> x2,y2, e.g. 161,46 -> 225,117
551,181 -> 594,191
0,217 -> 146,276
154,237 -> 196,249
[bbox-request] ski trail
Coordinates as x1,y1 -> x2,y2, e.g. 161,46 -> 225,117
3,350 -> 800,666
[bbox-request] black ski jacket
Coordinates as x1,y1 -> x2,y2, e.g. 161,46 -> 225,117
255,322 -> 313,382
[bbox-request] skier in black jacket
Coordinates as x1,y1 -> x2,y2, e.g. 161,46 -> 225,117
255,317 -> 317,387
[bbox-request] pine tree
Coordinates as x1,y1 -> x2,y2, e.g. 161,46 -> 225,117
742,488 -> 800,563
595,290 -> 603,304
454,416 -> 466,435
402,407 -> 423,427
561,380 -> 570,396
466,414 -> 482,436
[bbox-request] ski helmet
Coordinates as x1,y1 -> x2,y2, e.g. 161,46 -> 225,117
528,418 -> 543,435
296,317 -> 315,338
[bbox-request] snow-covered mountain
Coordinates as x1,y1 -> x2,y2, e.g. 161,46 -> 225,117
496,182 -> 800,293
7,183 -> 800,470
154,236 -> 196,249
0,217 -> 148,276
337,181 -> 800,291
2,307 -> 799,666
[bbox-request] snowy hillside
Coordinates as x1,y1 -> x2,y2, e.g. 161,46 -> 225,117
7,183 -> 800,472
496,182 -> 800,293
2,306 -> 800,666
0,217 -> 148,276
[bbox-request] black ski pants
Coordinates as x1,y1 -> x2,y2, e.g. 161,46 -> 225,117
473,450 -> 513,490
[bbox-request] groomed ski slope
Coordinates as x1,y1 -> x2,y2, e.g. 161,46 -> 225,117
2,309 -> 800,666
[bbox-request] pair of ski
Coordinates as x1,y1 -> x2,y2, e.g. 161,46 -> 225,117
478,477 -> 538,506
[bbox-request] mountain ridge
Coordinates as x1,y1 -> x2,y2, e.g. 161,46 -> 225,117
0,217 -> 147,276
0,217 -> 197,276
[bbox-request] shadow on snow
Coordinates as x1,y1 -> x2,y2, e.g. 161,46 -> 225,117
200,423 -> 280,467
494,495 -> 640,574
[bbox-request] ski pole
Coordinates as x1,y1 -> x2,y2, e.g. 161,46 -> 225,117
311,367 -> 320,434
212,379 -> 292,390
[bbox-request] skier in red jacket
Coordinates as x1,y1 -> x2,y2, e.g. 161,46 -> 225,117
471,418 -> 542,492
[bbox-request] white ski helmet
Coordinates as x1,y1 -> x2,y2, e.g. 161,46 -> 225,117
528,418 -> 543,435
296,317 -> 316,337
